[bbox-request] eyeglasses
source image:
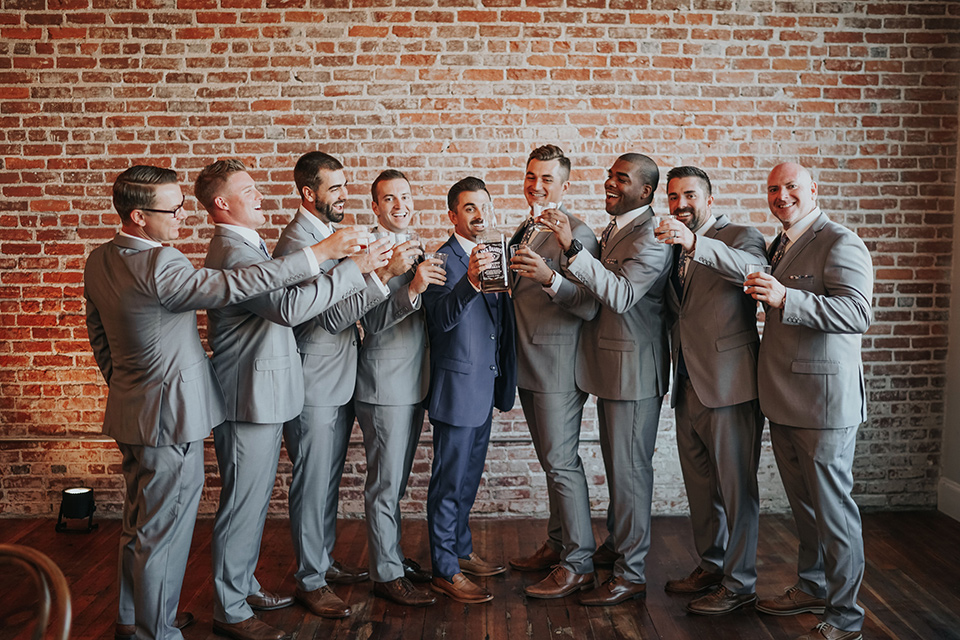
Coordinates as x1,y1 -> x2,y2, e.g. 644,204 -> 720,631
142,199 -> 186,217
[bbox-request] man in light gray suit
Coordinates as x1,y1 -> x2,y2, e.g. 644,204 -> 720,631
274,151 -> 390,619
506,145 -> 601,598
197,159 -> 388,640
748,163 -> 872,640
655,166 -> 766,615
355,169 -> 446,607
544,153 -> 671,606
85,165 -> 363,640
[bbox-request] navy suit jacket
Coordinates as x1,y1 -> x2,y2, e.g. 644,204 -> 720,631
422,235 -> 516,428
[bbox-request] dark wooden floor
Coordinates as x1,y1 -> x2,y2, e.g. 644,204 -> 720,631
1,512 -> 959,640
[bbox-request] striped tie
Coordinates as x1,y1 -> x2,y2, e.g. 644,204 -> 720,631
258,239 -> 271,260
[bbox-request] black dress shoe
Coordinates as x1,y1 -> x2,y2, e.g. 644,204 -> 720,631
325,560 -> 369,584
403,558 -> 433,584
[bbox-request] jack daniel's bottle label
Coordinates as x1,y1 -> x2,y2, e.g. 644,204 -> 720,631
479,233 -> 509,293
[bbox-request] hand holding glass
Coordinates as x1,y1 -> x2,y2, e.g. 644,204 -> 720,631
743,264 -> 771,292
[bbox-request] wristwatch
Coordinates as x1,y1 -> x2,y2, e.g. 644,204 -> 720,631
564,238 -> 583,259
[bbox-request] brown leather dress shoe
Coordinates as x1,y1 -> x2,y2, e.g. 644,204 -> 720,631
686,585 -> 757,615
430,572 -> 494,604
524,565 -> 596,599
325,560 -> 369,584
458,552 -> 507,577
402,557 -> 433,584
796,622 -> 863,640
510,542 -> 562,572
212,616 -> 289,640
295,586 -> 351,619
578,575 -> 646,606
756,584 -> 827,616
246,589 -> 294,611
591,544 -> 619,569
664,566 -> 724,594
115,612 -> 195,640
373,577 -> 437,607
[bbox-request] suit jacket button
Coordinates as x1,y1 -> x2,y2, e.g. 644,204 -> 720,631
489,365 -> 496,371
489,334 -> 495,340
352,340 -> 357,345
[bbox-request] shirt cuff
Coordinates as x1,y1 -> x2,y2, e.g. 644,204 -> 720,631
543,270 -> 562,297
367,271 -> 389,296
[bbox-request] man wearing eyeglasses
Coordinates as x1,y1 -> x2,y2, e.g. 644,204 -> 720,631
84,165 -> 368,640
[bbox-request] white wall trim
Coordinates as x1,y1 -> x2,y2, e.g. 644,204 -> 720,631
938,476 -> 960,522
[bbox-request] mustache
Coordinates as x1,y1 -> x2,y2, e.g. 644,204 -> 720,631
674,207 -> 695,216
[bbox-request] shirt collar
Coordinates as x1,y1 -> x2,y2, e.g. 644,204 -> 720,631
118,230 -> 162,248
216,223 -> 262,249
783,207 -> 820,244
298,204 -> 333,238
454,232 -> 478,255
693,214 -> 717,237
613,204 -> 651,232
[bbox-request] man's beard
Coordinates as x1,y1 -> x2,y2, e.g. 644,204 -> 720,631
318,200 -> 345,224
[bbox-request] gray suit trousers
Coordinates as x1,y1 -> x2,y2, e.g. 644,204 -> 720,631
770,421 -> 865,632
596,396 -> 662,584
212,421 -> 283,623
518,388 -> 595,574
355,401 -> 424,582
284,403 -> 355,591
675,377 -> 762,593
117,441 -> 204,640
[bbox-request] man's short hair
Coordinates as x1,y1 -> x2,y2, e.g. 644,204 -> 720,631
527,144 -> 571,183
294,151 -> 344,200
666,165 -> 713,198
371,169 -> 409,202
112,165 -> 178,224
619,153 -> 660,193
447,176 -> 490,212
194,159 -> 248,211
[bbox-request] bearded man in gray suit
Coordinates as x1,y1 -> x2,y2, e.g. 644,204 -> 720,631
747,163 -> 872,640
354,170 -> 446,607
197,159 -> 388,640
273,151 -> 392,619
506,145 -> 600,598
85,165 -> 361,640
655,166 -> 767,616
544,153 -> 671,606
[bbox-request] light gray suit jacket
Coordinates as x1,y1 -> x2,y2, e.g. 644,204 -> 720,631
759,212 -> 873,429
666,216 -> 768,409
355,271 -> 429,406
509,212 -> 600,394
555,209 -> 671,401
273,211 -> 387,408
204,226 -> 368,424
84,233 -> 315,446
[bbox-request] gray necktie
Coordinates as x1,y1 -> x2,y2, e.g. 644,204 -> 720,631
770,234 -> 789,268
258,238 -> 271,260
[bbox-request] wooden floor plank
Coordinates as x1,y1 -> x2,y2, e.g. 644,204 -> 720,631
1,512 -> 959,640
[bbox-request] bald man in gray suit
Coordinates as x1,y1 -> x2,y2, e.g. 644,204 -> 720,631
274,151 -> 391,619
506,145 -> 600,599
85,165 -> 359,640
748,163 -> 872,640
545,153 -> 671,606
354,170 -> 445,607
655,166 -> 766,616
197,160 -> 387,640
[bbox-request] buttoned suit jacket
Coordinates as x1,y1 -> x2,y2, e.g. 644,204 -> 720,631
555,209 -> 671,401
84,233 -> 315,447
758,211 -> 873,429
422,236 -> 516,428
273,211 -> 388,408
666,216 -> 767,409
509,211 -> 600,394
204,226 -> 368,424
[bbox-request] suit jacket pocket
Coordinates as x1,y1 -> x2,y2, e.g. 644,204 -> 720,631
715,329 -> 758,353
255,356 -> 290,371
598,337 -> 634,352
299,341 -> 337,356
438,356 -> 472,374
179,359 -> 207,382
791,359 -> 840,375
532,333 -> 573,345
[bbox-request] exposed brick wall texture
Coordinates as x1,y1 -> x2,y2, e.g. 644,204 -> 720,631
1,1 -> 957,520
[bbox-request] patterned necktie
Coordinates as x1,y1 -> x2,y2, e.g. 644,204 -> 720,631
258,238 -> 271,260
677,250 -> 690,291
600,220 -> 617,252
770,234 -> 789,268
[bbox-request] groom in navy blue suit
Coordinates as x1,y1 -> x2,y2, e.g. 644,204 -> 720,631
422,176 -> 517,604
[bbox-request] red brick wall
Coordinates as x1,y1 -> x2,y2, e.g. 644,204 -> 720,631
1,1 -> 957,518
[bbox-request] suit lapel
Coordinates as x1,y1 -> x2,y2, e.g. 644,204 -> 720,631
604,209 -> 648,258
773,212 -> 826,276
